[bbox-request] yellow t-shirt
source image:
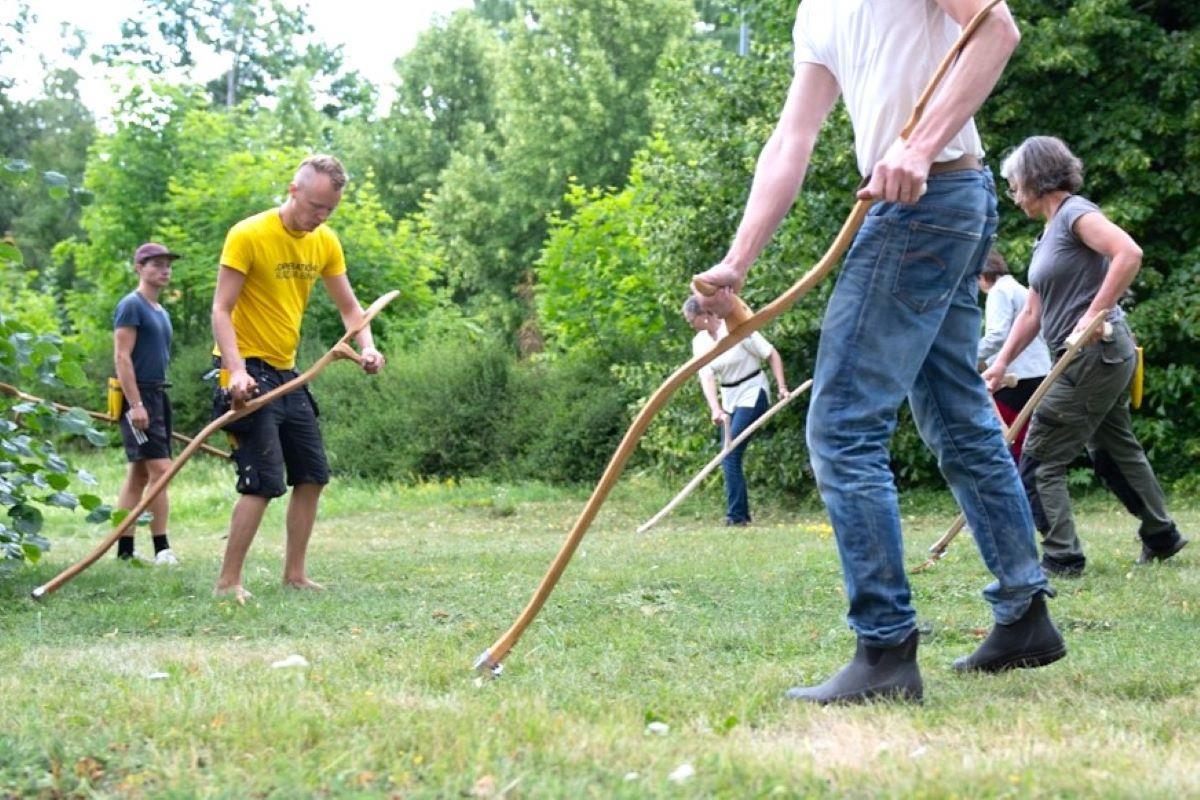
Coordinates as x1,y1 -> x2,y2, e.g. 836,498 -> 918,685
216,209 -> 346,369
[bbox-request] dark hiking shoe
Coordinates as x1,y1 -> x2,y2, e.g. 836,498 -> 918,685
953,593 -> 1066,674
1041,553 -> 1085,578
1136,528 -> 1189,565
787,630 -> 923,705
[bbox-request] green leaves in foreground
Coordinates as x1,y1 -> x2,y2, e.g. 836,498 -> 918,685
0,314 -> 116,569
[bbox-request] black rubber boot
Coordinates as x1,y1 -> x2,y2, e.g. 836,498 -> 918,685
953,593 -> 1066,673
786,630 -> 923,705
1136,527 -> 1189,565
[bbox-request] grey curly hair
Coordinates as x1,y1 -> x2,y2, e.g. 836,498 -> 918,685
999,136 -> 1084,198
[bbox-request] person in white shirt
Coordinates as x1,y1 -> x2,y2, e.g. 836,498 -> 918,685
977,249 -> 1051,460
690,0 -> 1062,704
683,297 -> 789,526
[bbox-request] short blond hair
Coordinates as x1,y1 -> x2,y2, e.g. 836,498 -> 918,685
296,154 -> 348,190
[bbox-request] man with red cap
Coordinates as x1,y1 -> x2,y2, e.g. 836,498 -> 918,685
112,242 -> 182,565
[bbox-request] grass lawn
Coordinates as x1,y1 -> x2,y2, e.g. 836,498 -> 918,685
1,452 -> 1197,798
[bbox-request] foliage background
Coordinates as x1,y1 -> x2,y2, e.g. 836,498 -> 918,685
4,0 -> 1199,531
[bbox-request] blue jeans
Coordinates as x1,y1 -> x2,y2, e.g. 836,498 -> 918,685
805,168 -> 1048,647
722,389 -> 769,523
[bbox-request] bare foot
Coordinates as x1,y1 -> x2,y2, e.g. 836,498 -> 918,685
283,578 -> 326,591
213,584 -> 253,605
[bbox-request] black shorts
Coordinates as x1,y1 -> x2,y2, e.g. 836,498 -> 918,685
119,386 -> 173,462
213,358 -> 329,498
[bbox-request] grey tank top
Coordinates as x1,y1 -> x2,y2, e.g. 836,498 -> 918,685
1027,195 -> 1124,352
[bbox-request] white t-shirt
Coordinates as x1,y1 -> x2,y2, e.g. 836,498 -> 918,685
693,324 -> 775,412
792,0 -> 985,177
978,275 -> 1052,379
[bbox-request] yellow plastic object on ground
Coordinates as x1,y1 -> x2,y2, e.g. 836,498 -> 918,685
106,377 -> 123,419
1131,346 -> 1144,410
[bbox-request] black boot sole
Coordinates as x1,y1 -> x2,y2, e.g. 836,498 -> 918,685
787,684 -> 924,705
954,641 -> 1067,674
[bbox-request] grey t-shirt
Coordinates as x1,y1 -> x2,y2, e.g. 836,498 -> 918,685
1027,195 -> 1124,352
113,291 -> 173,383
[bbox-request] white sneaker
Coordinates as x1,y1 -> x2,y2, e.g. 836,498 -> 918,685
154,549 -> 180,566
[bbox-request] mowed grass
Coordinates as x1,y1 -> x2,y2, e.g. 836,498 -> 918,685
1,452 -> 1197,798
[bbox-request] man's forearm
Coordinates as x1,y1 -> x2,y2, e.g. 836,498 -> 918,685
212,310 -> 244,372
904,8 -> 1020,161
114,356 -> 141,408
723,132 -> 815,270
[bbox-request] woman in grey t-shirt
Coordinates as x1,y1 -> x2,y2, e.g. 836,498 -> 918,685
982,136 -> 1187,576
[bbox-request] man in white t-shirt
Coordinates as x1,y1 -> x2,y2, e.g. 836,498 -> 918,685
692,0 -> 1063,704
684,296 -> 789,526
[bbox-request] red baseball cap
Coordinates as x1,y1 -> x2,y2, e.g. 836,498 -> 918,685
134,242 -> 182,264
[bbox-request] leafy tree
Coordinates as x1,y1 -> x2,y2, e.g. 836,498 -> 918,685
353,10 -> 502,220
102,0 -> 357,110
426,0 -> 694,332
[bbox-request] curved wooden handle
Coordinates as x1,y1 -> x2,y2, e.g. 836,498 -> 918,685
474,0 -> 1006,672
31,291 -> 399,600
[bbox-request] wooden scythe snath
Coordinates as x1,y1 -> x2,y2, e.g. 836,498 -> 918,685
30,290 -> 399,600
474,0 -> 1006,674
637,379 -> 813,535
0,381 -> 232,460
912,312 -> 1113,572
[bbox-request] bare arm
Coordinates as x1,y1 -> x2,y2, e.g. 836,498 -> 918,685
767,348 -> 788,396
113,327 -> 147,429
699,370 -> 724,425
211,266 -> 257,400
323,273 -> 383,373
982,288 -> 1043,391
691,63 -> 841,313
860,0 -> 1020,204
1072,210 -> 1142,336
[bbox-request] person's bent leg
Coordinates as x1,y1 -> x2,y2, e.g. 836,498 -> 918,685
142,457 -> 178,563
143,458 -> 171,536
1022,352 -> 1106,574
278,385 -> 330,588
722,391 -> 767,524
908,271 -> 1047,624
215,494 -> 271,598
1086,371 -> 1187,562
283,483 -> 325,587
214,391 -> 287,600
115,460 -> 149,559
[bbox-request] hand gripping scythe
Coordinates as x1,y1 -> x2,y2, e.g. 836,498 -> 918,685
30,290 -> 399,600
474,0 -> 1007,675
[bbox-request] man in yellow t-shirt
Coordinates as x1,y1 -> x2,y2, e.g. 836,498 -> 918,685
211,154 -> 384,603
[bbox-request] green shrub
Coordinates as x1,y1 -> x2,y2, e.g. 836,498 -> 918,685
507,350 -> 636,484
315,333 -> 517,481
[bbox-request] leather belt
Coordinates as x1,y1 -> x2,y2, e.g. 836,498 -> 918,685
928,154 -> 982,175
720,369 -> 762,389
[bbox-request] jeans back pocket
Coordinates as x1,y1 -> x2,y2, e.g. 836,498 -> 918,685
891,220 -> 984,314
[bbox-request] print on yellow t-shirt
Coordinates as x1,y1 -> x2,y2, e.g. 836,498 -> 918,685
215,209 -> 347,369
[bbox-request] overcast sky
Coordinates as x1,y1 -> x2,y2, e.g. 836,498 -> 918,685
2,0 -> 476,119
